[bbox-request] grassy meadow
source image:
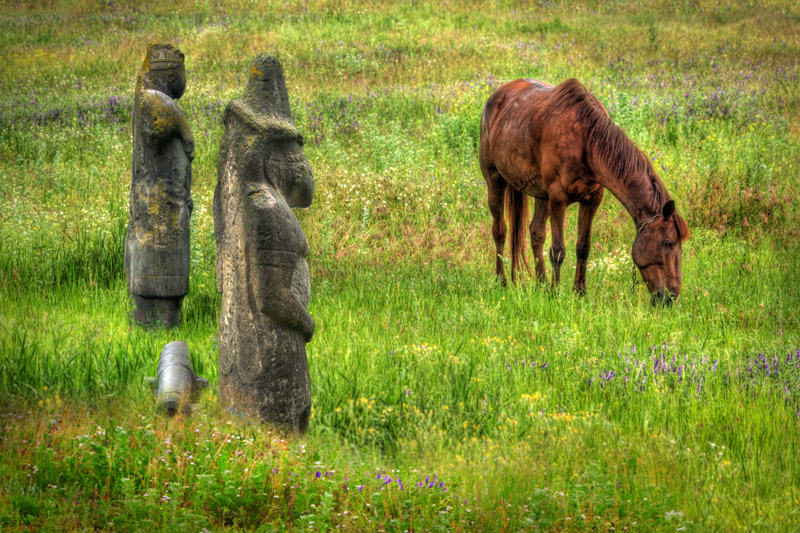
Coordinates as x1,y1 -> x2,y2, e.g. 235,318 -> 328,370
1,0 -> 800,530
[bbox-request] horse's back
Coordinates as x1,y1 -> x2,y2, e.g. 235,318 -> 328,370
480,79 -> 555,191
480,79 -> 552,137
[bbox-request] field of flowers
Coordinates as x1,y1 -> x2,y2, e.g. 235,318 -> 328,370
1,0 -> 799,530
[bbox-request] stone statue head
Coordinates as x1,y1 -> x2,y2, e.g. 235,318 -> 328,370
138,43 -> 186,99
223,54 -> 314,208
243,54 -> 293,120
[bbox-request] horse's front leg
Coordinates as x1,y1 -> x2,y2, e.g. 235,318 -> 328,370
547,192 -> 568,286
574,192 -> 603,295
530,197 -> 549,282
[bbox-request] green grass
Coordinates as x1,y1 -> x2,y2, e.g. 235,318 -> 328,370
1,0 -> 800,530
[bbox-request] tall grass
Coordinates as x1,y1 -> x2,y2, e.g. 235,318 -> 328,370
1,0 -> 799,530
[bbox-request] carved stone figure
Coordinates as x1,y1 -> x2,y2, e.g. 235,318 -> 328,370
125,43 -> 194,327
214,54 -> 315,432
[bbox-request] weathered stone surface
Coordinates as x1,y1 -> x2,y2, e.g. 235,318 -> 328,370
214,54 -> 315,433
125,42 -> 194,327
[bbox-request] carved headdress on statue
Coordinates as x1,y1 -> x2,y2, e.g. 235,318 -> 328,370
223,54 -> 303,143
136,43 -> 186,97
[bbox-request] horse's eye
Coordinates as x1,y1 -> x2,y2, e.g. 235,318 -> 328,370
662,240 -> 674,248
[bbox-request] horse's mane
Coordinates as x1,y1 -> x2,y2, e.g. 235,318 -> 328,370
549,79 -> 668,212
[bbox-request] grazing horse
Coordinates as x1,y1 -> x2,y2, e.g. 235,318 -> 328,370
479,78 -> 690,305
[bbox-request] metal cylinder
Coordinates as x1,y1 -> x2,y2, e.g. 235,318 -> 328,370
150,341 -> 209,416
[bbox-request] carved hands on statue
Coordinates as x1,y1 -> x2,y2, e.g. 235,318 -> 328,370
251,249 -> 315,342
292,304 -> 315,342
141,91 -> 193,155
179,116 -> 195,160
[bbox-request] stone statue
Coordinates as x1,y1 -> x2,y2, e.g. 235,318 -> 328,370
214,54 -> 315,433
125,42 -> 194,327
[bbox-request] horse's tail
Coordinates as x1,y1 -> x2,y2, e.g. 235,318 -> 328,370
504,185 -> 531,283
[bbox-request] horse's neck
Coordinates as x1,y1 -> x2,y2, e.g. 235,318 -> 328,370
593,166 -> 664,228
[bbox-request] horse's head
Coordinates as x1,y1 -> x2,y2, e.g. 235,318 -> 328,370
632,200 -> 691,306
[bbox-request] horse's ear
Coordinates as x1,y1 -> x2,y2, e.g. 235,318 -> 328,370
676,213 -> 691,241
663,201 -> 690,240
662,200 -> 676,219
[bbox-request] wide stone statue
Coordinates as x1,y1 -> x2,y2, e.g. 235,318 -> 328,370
125,42 -> 194,327
214,54 -> 315,432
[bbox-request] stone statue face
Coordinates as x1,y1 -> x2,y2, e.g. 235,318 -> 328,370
161,65 -> 186,99
140,43 -> 187,99
266,139 -> 314,209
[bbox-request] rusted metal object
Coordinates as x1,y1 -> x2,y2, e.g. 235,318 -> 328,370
146,341 -> 208,416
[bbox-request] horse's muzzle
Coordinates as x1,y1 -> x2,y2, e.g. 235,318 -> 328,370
651,289 -> 678,307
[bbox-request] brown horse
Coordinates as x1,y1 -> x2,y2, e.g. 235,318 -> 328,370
479,78 -> 690,305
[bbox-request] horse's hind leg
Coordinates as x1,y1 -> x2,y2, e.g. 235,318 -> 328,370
547,190 -> 568,286
530,197 -> 549,282
573,191 -> 604,295
483,166 -> 508,286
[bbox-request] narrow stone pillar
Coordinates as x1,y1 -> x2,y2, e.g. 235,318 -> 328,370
214,54 -> 315,433
125,43 -> 194,328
